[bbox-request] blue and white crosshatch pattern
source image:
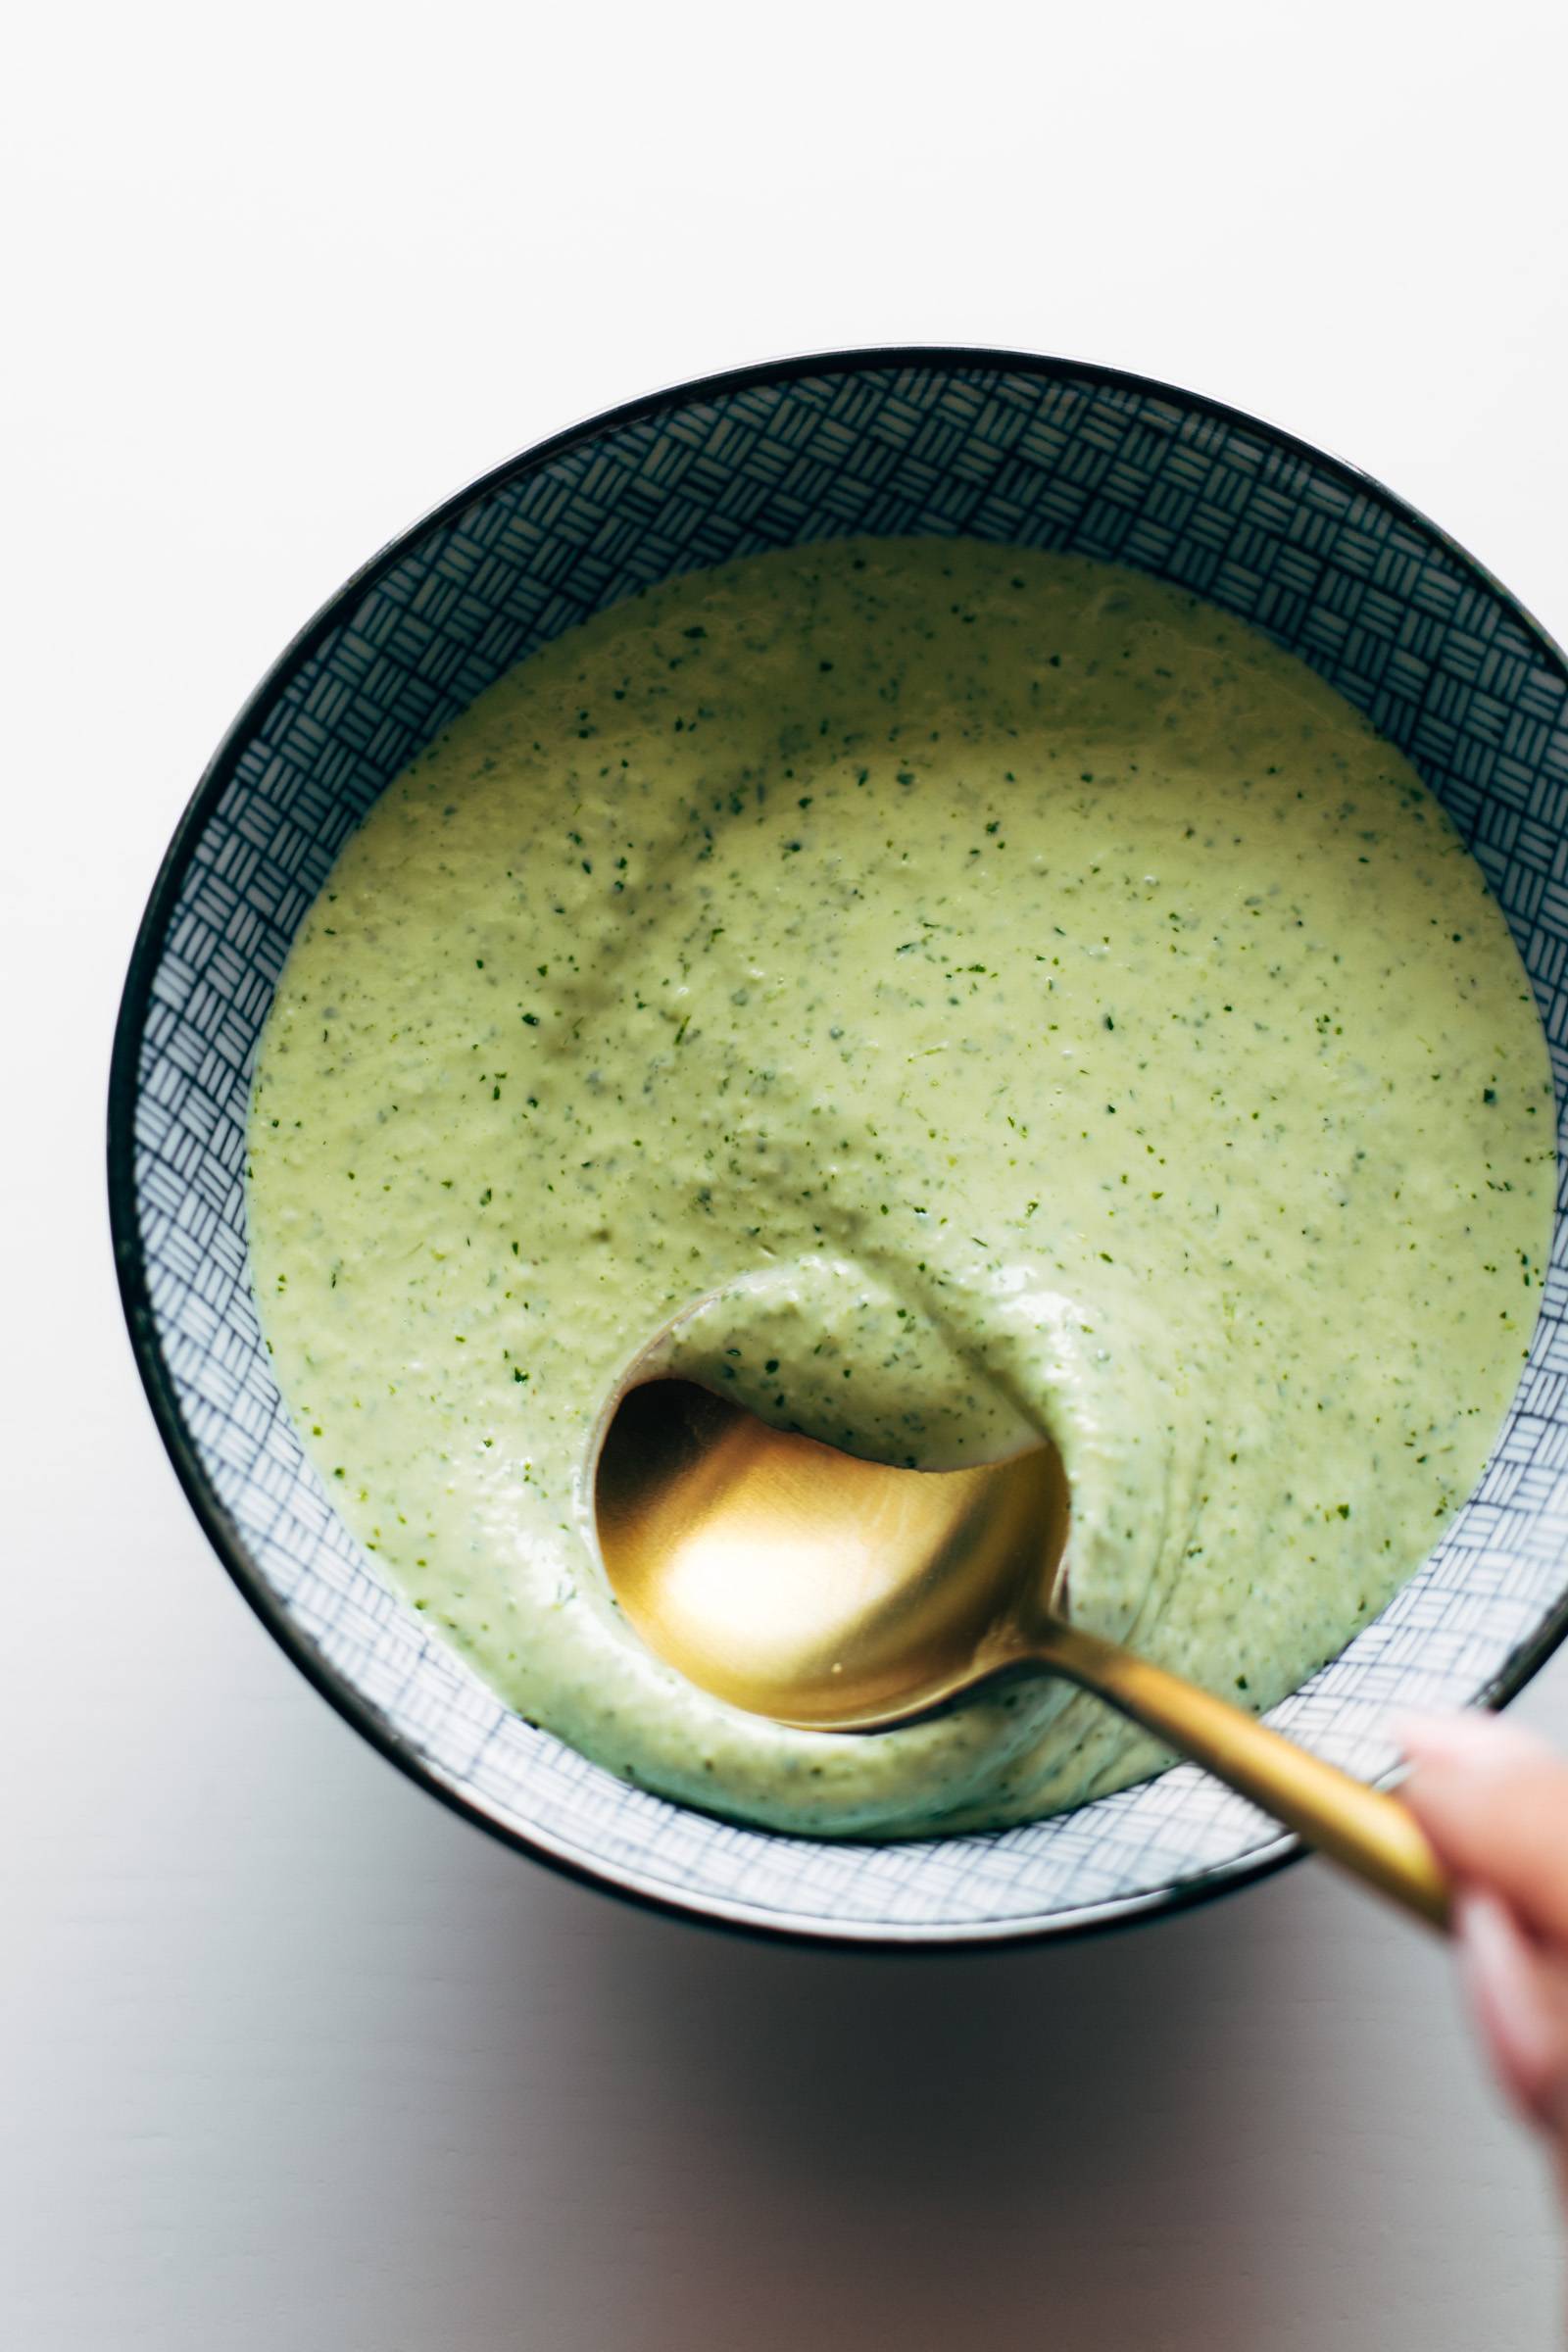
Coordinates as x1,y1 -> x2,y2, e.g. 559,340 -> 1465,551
121,356 -> 1568,1938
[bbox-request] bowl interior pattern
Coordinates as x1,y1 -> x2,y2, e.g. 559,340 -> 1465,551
115,353 -> 1568,1942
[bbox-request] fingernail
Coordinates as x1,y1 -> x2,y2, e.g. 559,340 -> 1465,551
1392,1708 -> 1547,1773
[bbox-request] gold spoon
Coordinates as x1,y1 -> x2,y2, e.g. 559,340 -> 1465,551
595,1377 -> 1449,1928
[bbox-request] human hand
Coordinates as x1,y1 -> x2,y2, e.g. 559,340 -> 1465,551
1398,1709 -> 1568,2191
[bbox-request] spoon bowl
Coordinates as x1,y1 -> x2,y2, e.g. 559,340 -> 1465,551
596,1378 -> 1069,1728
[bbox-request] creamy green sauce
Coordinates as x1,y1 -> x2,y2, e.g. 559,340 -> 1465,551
247,538 -> 1554,1838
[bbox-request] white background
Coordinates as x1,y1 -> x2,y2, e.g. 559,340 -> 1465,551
6,4 -> 1568,2344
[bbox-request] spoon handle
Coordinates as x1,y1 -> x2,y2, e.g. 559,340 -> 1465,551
1033,1618 -> 1450,1930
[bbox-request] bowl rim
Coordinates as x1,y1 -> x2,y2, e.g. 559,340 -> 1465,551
108,340 -> 1568,1949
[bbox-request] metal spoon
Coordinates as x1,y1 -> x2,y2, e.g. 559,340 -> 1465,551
595,1377 -> 1449,1928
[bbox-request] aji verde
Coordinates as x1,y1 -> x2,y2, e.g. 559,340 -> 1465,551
246,539 -> 1554,1837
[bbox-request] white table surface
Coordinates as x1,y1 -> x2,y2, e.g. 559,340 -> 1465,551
8,6 -> 1568,2343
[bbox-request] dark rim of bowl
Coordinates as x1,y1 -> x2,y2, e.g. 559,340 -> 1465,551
108,343 -> 1568,1951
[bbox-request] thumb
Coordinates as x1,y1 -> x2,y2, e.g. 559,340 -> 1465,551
1396,1709 -> 1568,1950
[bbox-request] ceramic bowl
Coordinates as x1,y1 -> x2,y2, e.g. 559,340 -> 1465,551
111,348 -> 1568,1944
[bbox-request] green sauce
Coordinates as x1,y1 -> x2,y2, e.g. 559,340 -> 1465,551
247,539 -> 1554,1837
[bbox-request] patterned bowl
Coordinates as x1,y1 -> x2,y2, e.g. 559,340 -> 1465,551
111,348 -> 1568,1945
